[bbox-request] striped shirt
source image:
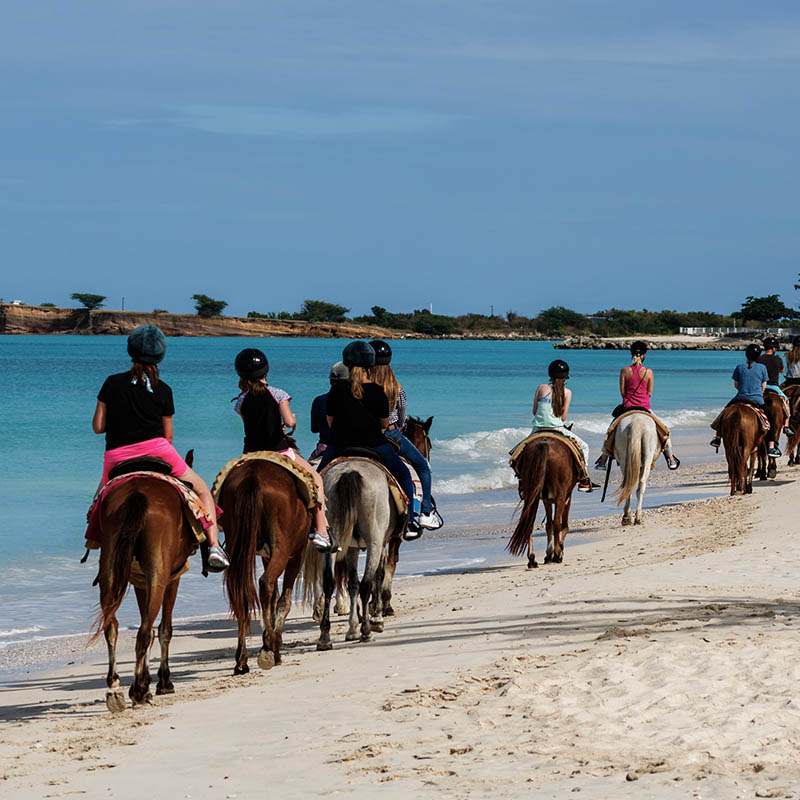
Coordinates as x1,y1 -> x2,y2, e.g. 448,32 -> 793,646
389,387 -> 407,428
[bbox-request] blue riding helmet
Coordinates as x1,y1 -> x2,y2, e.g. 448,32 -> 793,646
342,341 -> 375,368
127,325 -> 167,364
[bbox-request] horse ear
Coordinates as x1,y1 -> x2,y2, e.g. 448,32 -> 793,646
424,416 -> 433,432
184,449 -> 194,468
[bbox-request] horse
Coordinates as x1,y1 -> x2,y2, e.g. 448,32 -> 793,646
783,385 -> 800,465
310,458 -> 401,649
507,436 -> 578,568
757,392 -> 788,480
614,413 -> 660,526
91,452 -> 199,712
218,459 -> 311,675
720,403 -> 765,495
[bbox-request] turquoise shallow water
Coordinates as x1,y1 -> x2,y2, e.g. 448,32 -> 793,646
0,335 -> 744,649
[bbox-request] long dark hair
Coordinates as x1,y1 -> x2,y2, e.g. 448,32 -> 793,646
238,377 -> 268,398
130,362 -> 160,388
551,377 -> 566,417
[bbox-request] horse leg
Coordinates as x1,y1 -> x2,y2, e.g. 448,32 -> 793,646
155,579 -> 179,695
382,536 -> 401,614
103,614 -> 126,713
345,549 -> 361,642
130,585 -> 162,706
369,553 -> 386,634
358,546 -> 382,643
555,495 -> 571,562
621,494 -> 633,526
551,496 -> 567,563
257,566 -> 279,670
543,501 -> 554,564
334,585 -> 348,616
271,553 -> 302,666
634,465 -> 650,525
316,553 -> 335,651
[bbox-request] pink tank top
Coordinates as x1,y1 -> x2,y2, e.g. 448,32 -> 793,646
623,365 -> 651,409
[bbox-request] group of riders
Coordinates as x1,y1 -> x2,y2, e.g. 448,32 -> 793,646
91,326 -> 443,572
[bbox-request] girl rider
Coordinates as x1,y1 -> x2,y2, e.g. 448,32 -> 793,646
92,325 -> 230,571
317,341 -> 420,537
532,359 -> 592,492
783,336 -> 800,387
369,339 -> 440,532
233,348 -> 331,552
594,340 -> 680,470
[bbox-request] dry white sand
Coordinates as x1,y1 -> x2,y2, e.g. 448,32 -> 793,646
2,458 -> 800,799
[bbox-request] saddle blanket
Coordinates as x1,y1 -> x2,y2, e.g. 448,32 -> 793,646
321,456 -> 410,519
602,410 -> 671,462
211,451 -> 320,514
508,431 -> 588,481
711,403 -> 771,436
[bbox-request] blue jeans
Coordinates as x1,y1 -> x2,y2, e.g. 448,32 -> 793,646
384,427 -> 432,514
317,443 -> 415,520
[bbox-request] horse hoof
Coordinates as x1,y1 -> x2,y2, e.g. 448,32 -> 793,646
233,664 -> 250,676
312,611 -> 322,623
345,631 -> 360,642
621,518 -> 632,527
155,684 -> 174,695
527,558 -> 538,569
316,641 -> 333,652
553,554 -> 563,564
257,650 -> 275,670
130,692 -> 152,708
634,518 -> 643,526
105,691 -> 126,714
360,633 -> 372,643
768,467 -> 777,479
383,606 -> 395,617
370,620 -> 384,633
334,604 -> 348,616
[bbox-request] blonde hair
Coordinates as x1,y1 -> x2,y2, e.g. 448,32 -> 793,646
371,364 -> 401,411
631,353 -> 645,367
348,366 -> 368,399
788,345 -> 800,366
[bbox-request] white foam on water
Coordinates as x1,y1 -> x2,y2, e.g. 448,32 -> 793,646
572,408 -> 712,435
435,466 -> 517,495
433,427 -> 529,461
0,626 -> 43,639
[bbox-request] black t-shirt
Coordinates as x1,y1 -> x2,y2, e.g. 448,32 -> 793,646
98,372 -> 175,451
327,382 -> 389,448
240,390 -> 286,453
759,353 -> 783,385
310,393 -> 333,445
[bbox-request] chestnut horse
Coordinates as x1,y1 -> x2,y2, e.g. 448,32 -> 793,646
720,403 -> 765,495
507,436 -> 578,568
784,385 -> 800,465
218,459 -> 310,675
756,392 -> 787,480
92,457 -> 199,712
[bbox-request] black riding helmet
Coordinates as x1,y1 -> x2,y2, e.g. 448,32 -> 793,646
793,336 -> 800,347
630,340 -> 648,356
369,339 -> 392,366
342,340 -> 375,368
235,348 -> 269,380
745,343 -> 762,362
762,335 -> 779,350
548,359 -> 570,379
127,324 -> 167,364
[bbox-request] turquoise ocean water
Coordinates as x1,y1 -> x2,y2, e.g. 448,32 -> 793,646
0,336 -> 744,653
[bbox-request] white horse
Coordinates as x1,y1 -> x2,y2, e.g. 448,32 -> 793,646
613,413 -> 660,526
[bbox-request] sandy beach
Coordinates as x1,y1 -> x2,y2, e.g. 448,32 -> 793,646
2,453 -> 800,799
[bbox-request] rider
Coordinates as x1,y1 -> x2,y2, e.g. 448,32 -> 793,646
709,343 -> 779,456
594,341 -> 680,470
309,361 -> 349,461
317,341 -> 420,537
783,336 -> 800,387
759,336 -> 795,437
233,348 -> 332,552
92,325 -> 230,571
532,359 -> 592,492
369,339 -> 440,531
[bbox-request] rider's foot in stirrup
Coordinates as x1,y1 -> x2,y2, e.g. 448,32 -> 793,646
784,426 -> 796,437
709,436 -> 721,448
207,545 -> 230,572
418,510 -> 442,530
768,446 -> 782,457
594,456 -> 607,470
577,478 -> 592,493
404,518 -> 423,541
309,530 -> 338,552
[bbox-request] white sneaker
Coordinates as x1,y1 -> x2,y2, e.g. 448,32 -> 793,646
207,545 -> 230,571
418,511 -> 443,531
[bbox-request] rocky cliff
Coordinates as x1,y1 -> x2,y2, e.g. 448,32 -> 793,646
0,305 -> 419,339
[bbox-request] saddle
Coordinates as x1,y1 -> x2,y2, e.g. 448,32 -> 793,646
211,450 -> 320,514
321,455 -> 410,519
601,410 -> 671,462
726,402 -> 771,434
508,431 -> 587,481
107,456 -> 172,481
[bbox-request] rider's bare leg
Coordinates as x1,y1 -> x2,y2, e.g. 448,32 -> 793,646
177,467 -> 220,548
292,454 -> 328,534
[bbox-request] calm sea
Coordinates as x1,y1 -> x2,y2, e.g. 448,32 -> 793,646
0,336 -> 743,652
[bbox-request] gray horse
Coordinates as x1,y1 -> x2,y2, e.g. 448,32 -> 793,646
310,458 -> 403,649
613,413 -> 660,525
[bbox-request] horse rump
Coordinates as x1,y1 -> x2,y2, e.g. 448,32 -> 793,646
507,439 -> 548,557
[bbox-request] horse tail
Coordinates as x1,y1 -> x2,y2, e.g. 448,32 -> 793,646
616,425 -> 643,506
298,539 -> 321,608
223,470 -> 264,630
90,490 -> 148,642
508,440 -> 547,556
329,470 -> 362,554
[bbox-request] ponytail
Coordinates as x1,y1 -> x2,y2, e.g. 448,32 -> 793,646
551,377 -> 566,417
130,362 -> 160,389
349,366 -> 367,400
238,377 -> 268,397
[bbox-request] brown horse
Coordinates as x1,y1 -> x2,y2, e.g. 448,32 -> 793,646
782,385 -> 800,465
720,403 -> 765,495
92,462 -> 198,711
507,436 -> 578,568
218,459 -> 310,675
757,392 -> 788,480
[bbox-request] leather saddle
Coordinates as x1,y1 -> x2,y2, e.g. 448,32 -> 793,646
338,446 -> 383,461
108,456 -> 172,481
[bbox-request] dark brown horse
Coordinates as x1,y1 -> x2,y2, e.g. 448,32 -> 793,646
782,385 -> 800,465
92,462 -> 198,711
507,436 -> 578,568
757,392 -> 788,480
218,459 -> 310,675
720,403 -> 765,495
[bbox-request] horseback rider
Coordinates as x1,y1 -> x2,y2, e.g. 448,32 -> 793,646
92,325 -> 230,571
759,336 -> 795,437
317,341 -> 420,538
532,359 -> 592,492
783,336 -> 800,387
233,348 -> 332,552
309,361 -> 349,461
709,343 -> 780,457
594,341 -> 680,470
369,339 -> 441,532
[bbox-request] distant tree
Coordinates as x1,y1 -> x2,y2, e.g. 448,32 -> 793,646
40,302 -> 56,307
536,306 -> 587,335
192,294 -> 227,318
412,311 -> 457,335
294,299 -> 349,323
247,311 -> 277,319
738,295 -> 794,325
153,308 -> 169,314
71,293 -> 106,310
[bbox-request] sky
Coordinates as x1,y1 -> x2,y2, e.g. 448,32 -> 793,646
2,1 -> 800,319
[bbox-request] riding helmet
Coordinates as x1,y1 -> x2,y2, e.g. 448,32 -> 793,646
342,340 -> 376,368
235,348 -> 269,380
762,335 -> 779,350
548,359 -> 570,379
630,340 -> 648,356
793,336 -> 800,347
127,324 -> 167,364
369,339 -> 392,366
745,343 -> 762,362
329,361 -> 349,383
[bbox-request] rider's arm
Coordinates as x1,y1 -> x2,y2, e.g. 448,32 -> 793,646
162,416 -> 174,443
561,388 -> 572,421
92,400 -> 106,434
278,400 -> 296,429
619,368 -> 628,399
532,384 -> 543,415
646,368 -> 654,397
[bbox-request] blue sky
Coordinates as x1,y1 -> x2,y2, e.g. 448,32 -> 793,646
2,1 -> 799,318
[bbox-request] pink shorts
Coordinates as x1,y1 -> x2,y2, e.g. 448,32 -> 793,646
102,437 -> 190,484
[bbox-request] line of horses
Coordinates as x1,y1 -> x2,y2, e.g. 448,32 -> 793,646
91,417 -> 433,711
